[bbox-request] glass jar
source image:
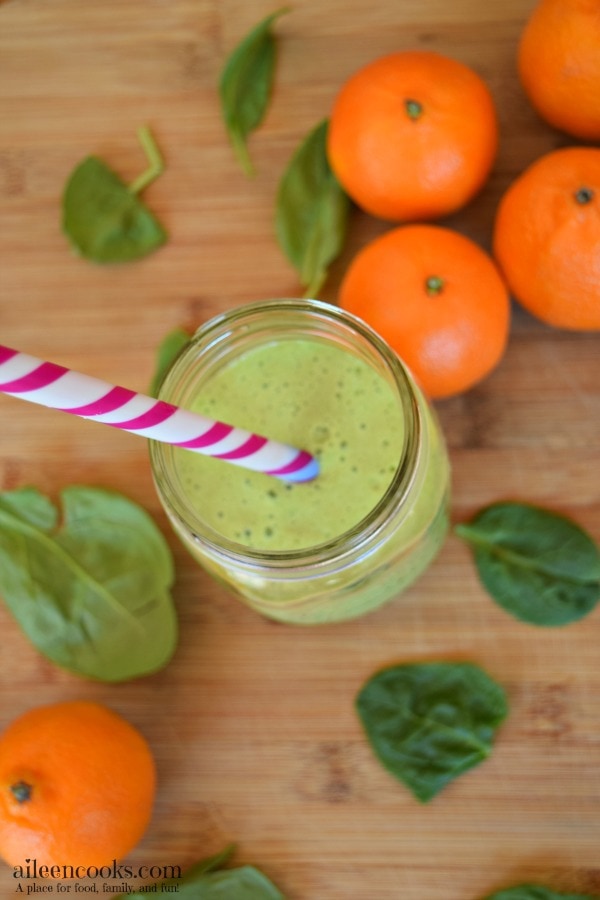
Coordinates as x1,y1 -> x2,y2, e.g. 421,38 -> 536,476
150,299 -> 450,624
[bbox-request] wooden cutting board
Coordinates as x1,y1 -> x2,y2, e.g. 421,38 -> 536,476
1,1 -> 599,897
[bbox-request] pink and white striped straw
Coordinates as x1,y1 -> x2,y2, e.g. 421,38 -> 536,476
0,345 -> 319,483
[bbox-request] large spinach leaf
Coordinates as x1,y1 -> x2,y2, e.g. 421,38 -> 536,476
456,501 -> 600,626
356,661 -> 508,802
0,485 -> 177,682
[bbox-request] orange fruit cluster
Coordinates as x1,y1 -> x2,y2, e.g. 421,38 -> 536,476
0,700 -> 156,871
327,0 -> 600,400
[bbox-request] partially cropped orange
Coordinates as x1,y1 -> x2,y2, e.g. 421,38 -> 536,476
327,50 -> 498,222
0,701 -> 156,870
493,146 -> 600,331
339,225 -> 510,400
518,0 -> 600,141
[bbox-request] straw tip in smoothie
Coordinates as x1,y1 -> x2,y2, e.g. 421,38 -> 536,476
282,455 -> 320,484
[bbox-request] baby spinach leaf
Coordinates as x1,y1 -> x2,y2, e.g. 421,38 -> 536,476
483,885 -> 598,900
275,118 -> 350,298
455,501 -> 600,626
219,7 -> 289,176
62,125 -> 167,263
120,844 -> 285,898
0,485 -> 177,682
0,485 -> 57,530
179,866 -> 286,898
149,326 -> 192,397
356,661 -> 508,802
179,844 -> 237,879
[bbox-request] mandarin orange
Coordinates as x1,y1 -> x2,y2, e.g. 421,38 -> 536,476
327,50 -> 498,222
0,700 -> 156,870
339,225 -> 511,399
493,146 -> 600,331
518,0 -> 600,141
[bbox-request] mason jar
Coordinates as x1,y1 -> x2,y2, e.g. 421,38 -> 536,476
150,299 -> 450,624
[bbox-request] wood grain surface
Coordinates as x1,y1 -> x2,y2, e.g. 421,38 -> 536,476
1,1 -> 599,898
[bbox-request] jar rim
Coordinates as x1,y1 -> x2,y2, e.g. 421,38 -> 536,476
149,298 -> 421,569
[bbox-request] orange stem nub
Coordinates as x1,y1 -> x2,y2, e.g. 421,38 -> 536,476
10,781 -> 33,803
575,186 -> 594,205
405,98 -> 423,120
425,275 -> 444,296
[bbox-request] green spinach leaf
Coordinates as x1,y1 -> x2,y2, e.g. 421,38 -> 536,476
455,502 -> 600,626
180,866 -> 286,898
149,327 -> 192,397
219,7 -> 289,176
178,844 -> 237,879
483,885 -> 598,900
0,485 -> 177,682
62,125 -> 167,263
275,118 -> 350,298
120,845 -> 285,898
356,661 -> 508,802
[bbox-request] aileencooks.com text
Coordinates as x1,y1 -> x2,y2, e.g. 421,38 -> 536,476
13,859 -> 182,882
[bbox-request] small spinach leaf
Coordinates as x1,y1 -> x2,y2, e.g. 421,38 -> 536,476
0,485 -> 177,682
179,844 -> 237,880
149,327 -> 192,397
120,845 -> 285,898
182,866 -> 286,898
219,7 -> 289,176
356,661 -> 508,802
275,118 -> 350,298
456,501 -> 600,626
62,126 -> 167,263
483,885 -> 598,900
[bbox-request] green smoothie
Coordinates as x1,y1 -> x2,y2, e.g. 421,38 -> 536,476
175,339 -> 405,551
152,300 -> 450,624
